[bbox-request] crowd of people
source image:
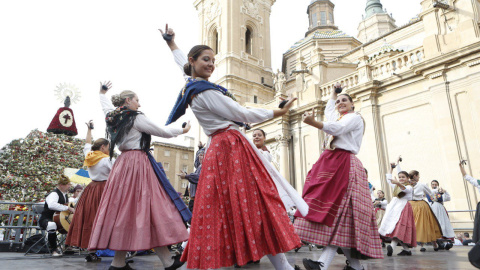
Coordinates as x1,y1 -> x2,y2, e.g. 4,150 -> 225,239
34,25 -> 480,270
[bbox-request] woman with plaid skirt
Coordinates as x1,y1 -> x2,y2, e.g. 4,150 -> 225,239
293,85 -> 383,270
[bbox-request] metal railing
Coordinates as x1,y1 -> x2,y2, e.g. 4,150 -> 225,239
447,209 -> 476,232
0,202 -> 43,248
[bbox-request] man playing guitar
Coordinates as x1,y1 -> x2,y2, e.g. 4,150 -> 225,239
38,175 -> 75,256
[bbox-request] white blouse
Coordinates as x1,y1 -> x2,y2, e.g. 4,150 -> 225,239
191,90 -> 273,136
411,182 -> 433,201
465,175 -> 480,193
100,94 -> 183,151
322,99 -> 364,155
83,143 -> 115,181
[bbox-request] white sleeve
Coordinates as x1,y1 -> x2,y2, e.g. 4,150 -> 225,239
83,143 -> 92,157
322,113 -> 363,136
172,49 -> 189,81
385,174 -> 396,189
100,94 -> 115,116
465,175 -> 480,188
396,164 -> 403,172
404,185 -> 413,195
46,193 -> 68,212
324,99 -> 338,122
422,183 -> 433,198
197,90 -> 274,123
443,191 -> 451,202
133,114 -> 183,138
380,199 -> 388,209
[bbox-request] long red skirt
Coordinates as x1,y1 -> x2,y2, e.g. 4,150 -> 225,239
66,181 -> 106,249
383,203 -> 417,247
294,150 -> 383,259
181,129 -> 301,269
88,150 -> 188,251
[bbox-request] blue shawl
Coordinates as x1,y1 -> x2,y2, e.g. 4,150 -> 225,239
146,151 -> 192,222
165,78 -> 244,127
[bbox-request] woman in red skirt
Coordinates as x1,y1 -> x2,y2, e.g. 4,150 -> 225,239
378,163 -> 416,257
65,119 -> 114,262
88,82 -> 191,270
165,45 -> 307,270
293,84 -> 383,270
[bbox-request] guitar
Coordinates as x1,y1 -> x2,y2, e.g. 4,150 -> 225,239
53,201 -> 75,234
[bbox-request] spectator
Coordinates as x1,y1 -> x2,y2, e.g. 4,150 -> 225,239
463,232 -> 473,246
454,233 -> 464,245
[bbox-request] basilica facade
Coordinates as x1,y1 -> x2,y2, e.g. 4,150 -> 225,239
193,0 -> 480,230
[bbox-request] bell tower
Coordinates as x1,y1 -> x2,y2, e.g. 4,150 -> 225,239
193,0 -> 276,105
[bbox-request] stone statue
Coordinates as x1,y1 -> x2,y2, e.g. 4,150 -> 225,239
273,69 -> 286,94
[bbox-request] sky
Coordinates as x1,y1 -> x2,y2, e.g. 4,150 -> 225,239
0,0 -> 421,148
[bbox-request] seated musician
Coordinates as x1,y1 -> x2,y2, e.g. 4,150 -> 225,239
38,175 -> 75,256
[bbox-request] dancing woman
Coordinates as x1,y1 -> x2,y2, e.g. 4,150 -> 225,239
408,169 -> 442,252
427,180 -> 455,250
65,120 -> 114,262
378,163 -> 416,257
165,44 -> 306,270
88,83 -> 191,270
293,86 -> 383,270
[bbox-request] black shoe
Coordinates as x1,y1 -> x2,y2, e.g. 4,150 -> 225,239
382,242 -> 386,248
434,247 -> 439,251
165,254 -> 185,270
85,252 -> 101,262
294,265 -> 302,270
397,250 -> 412,256
387,245 -> 393,256
445,242 -> 453,250
295,246 -> 302,252
343,260 -> 364,270
302,258 -> 324,270
108,262 -> 134,270
420,247 -> 426,252
234,264 -> 242,268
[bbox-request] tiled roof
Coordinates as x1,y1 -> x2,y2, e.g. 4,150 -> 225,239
285,30 -> 353,53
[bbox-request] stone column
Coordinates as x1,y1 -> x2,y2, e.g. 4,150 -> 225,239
275,135 -> 291,183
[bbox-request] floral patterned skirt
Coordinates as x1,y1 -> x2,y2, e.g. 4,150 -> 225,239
181,129 -> 301,269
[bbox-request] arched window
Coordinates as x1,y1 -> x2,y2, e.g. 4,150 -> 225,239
212,28 -> 219,54
245,27 -> 253,55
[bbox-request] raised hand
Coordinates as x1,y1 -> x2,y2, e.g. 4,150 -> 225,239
302,108 -> 316,126
85,120 -> 94,130
183,121 -> 192,134
159,23 -> 175,42
100,81 -> 112,94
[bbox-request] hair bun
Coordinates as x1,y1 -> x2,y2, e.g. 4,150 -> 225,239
184,63 -> 192,76
111,94 -> 123,107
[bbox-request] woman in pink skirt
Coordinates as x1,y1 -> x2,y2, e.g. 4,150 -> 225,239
378,163 -> 416,256
165,44 -> 307,270
88,83 -> 191,270
66,119 -> 114,262
294,85 -> 383,270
